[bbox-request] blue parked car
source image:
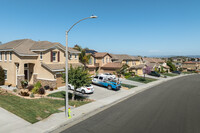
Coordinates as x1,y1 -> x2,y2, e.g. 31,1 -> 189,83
92,75 -> 121,90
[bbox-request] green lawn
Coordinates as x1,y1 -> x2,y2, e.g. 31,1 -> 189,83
162,73 -> 178,77
121,83 -> 136,89
127,76 -> 157,83
0,90 -> 91,124
48,91 -> 92,107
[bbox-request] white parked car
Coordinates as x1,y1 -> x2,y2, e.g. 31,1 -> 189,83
68,84 -> 94,94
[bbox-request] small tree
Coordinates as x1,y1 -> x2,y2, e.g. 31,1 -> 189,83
167,61 -> 177,72
62,66 -> 92,101
143,65 -> 152,79
0,66 -> 5,85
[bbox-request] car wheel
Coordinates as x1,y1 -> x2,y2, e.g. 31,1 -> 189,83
107,85 -> 112,90
81,90 -> 86,94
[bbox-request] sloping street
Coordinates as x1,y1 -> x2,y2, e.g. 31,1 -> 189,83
61,74 -> 200,133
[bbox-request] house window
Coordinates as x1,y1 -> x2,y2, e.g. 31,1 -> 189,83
89,58 -> 92,65
9,52 -> 12,61
102,58 -> 104,64
75,54 -> 77,59
24,64 -> 29,68
5,52 -> 7,61
53,52 -> 56,61
69,54 -> 72,60
4,70 -> 7,80
126,61 -> 129,64
94,59 -> 96,64
106,58 -> 108,63
40,52 -> 43,60
0,52 -> 2,61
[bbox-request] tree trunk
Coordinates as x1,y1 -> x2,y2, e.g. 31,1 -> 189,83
72,89 -> 75,101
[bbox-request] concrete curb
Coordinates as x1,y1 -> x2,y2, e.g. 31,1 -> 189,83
13,74 -> 195,133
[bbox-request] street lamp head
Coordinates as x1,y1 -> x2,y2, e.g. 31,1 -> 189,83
90,15 -> 98,18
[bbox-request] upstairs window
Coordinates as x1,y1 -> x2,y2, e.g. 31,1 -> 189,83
89,58 -> 92,64
106,58 -> 108,63
9,52 -> 12,61
4,52 -> 7,61
102,58 -> 104,64
126,60 -> 129,64
69,54 -> 72,60
53,52 -> 56,61
40,52 -> 43,60
75,54 -> 77,59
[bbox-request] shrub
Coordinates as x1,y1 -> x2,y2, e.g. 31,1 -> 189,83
44,85 -> 50,90
21,80 -> 28,89
30,93 -> 34,98
38,87 -> 45,95
0,66 -> 5,85
27,85 -> 34,91
32,81 -> 42,94
32,87 -> 39,94
125,75 -> 131,79
13,89 -> 17,93
34,81 -> 42,88
19,91 -> 29,96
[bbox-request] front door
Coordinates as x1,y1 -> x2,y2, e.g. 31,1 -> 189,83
24,69 -> 29,81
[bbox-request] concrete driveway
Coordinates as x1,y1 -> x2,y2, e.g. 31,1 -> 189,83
55,85 -> 127,101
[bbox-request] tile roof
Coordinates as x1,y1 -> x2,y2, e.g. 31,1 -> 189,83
0,39 -> 80,56
93,52 -> 111,58
101,62 -> 122,69
41,62 -> 83,72
110,54 -> 140,62
130,64 -> 145,69
143,58 -> 165,63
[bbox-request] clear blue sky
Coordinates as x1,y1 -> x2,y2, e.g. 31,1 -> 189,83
0,0 -> 200,56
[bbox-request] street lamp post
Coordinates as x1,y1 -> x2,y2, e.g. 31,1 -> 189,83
65,15 -> 97,117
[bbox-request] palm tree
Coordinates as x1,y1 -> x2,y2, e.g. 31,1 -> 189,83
73,45 -> 91,69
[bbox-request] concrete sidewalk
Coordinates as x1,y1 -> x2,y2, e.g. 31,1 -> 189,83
0,107 -> 31,133
120,78 -> 145,86
3,74 -> 194,133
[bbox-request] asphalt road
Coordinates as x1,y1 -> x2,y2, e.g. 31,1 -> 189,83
61,74 -> 200,133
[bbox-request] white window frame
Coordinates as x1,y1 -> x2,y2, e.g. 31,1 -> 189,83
53,52 -> 56,62
40,52 -> 43,60
0,52 -> 2,61
4,70 -> 7,80
9,52 -> 12,61
4,52 -> 7,61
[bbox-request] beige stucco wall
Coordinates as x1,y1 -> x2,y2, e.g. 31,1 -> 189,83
96,55 -> 112,67
0,47 -> 81,86
0,52 -> 21,86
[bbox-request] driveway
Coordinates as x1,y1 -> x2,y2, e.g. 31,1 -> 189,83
54,85 -> 127,101
0,107 -> 30,133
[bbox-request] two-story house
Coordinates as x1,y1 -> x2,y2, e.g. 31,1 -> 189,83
0,39 -> 82,88
111,54 -> 144,75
